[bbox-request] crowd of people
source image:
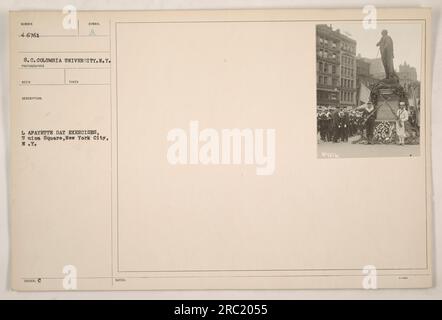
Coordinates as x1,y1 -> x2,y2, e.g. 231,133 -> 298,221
317,102 -> 419,145
317,106 -> 366,143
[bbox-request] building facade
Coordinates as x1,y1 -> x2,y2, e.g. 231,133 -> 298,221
398,62 -> 418,87
316,24 -> 357,108
366,58 -> 385,79
316,24 -> 341,107
398,61 -> 420,104
356,56 -> 377,105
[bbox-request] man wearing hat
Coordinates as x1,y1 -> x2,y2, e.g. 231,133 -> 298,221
396,101 -> 409,145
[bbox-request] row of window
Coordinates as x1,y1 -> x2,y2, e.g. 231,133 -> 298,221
318,75 -> 339,87
341,66 -> 354,78
318,37 -> 356,54
342,55 -> 354,66
341,42 -> 356,54
341,78 -> 354,89
341,91 -> 355,102
318,52 -> 355,69
317,75 -> 354,89
318,62 -> 337,74
318,49 -> 337,60
317,62 -> 354,79
318,37 -> 337,48
318,75 -> 331,86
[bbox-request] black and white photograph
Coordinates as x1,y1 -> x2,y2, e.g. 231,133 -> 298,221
316,23 -> 422,158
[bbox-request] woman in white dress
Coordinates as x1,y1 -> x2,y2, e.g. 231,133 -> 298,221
396,102 -> 409,145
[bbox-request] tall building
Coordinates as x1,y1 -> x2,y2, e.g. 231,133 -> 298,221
316,24 -> 341,107
356,56 -> 377,104
339,32 -> 357,108
366,58 -> 385,79
316,24 -> 357,108
398,61 -> 418,87
398,61 -> 420,103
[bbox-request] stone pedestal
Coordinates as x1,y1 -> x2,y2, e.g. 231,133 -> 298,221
372,89 -> 399,143
376,88 -> 400,121
369,81 -> 413,144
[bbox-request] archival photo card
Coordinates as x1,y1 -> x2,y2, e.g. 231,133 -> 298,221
9,8 -> 432,290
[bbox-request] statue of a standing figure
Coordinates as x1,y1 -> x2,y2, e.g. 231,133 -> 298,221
376,30 -> 397,81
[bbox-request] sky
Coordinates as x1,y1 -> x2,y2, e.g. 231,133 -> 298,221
332,22 -> 422,81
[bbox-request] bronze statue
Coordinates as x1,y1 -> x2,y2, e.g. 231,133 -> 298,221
376,30 -> 397,81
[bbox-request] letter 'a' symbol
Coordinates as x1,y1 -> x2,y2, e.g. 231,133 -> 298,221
62,265 -> 77,290
362,5 -> 377,30
62,5 -> 78,30
362,265 -> 377,289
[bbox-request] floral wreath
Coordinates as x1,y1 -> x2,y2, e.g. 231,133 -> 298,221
373,121 -> 396,143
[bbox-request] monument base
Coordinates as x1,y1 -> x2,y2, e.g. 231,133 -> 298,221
356,80 -> 418,145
